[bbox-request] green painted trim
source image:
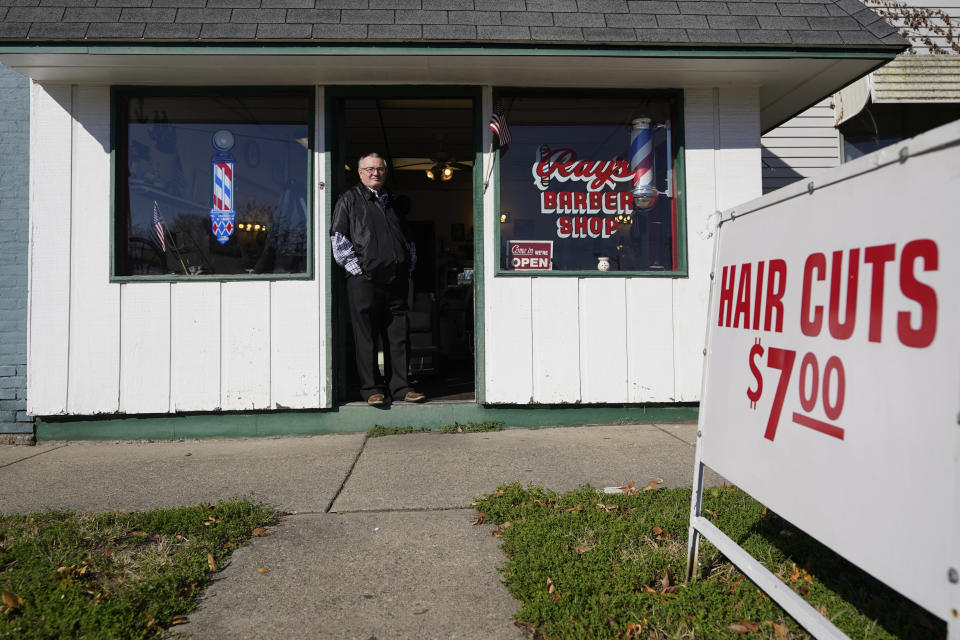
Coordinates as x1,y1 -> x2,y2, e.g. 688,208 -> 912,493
472,89 -> 485,403
35,403 -> 698,440
108,85 -> 316,282
110,87 -> 117,280
492,88 -> 689,278
321,87 -> 334,408
0,43 -> 904,60
325,85 -> 484,404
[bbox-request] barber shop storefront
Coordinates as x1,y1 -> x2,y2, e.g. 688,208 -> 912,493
0,4 -> 902,438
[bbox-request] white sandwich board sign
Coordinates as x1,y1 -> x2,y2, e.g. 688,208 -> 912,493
688,121 -> 960,638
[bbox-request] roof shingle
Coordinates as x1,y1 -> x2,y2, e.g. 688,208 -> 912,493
0,0 -> 908,50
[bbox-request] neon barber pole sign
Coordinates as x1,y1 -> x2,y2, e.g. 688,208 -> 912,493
533,119 -> 671,240
210,129 -> 237,244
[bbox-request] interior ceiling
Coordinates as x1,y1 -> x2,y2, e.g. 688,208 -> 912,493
0,51 -> 889,131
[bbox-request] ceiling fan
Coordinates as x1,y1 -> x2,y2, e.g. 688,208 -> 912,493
391,150 -> 474,181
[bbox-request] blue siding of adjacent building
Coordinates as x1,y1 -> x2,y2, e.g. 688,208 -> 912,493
0,63 -> 32,435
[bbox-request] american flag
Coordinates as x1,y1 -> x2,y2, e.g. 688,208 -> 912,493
489,101 -> 511,147
152,201 -> 167,253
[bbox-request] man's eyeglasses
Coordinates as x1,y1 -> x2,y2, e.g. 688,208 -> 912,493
359,167 -> 386,174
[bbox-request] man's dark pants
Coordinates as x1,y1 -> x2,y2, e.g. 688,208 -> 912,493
346,273 -> 411,400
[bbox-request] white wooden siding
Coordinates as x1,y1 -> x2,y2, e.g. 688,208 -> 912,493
482,86 -> 762,405
119,282 -> 170,414
872,55 -> 960,101
28,83 -> 330,416
170,282 -> 220,412
67,85 -> 120,415
761,99 -> 841,195
27,82 -> 72,415
30,83 -> 760,412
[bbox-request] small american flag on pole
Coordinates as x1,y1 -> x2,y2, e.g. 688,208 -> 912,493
489,101 -> 511,147
152,201 -> 167,253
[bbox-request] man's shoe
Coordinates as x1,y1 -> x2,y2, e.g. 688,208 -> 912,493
367,393 -> 386,406
402,390 -> 426,403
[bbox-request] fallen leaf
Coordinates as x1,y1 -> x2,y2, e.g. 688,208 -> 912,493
728,624 -> 752,634
251,527 -> 272,537
816,605 -> 828,616
489,490 -> 505,499
642,480 -> 664,491
772,622 -> 790,639
620,481 -> 637,494
257,567 -> 270,574
2,589 -> 23,611
170,617 -> 189,625
184,453 -> 191,456
207,554 -> 218,572
203,517 -> 221,526
705,508 -> 719,518
652,526 -> 663,535
624,621 -> 644,637
546,577 -> 559,601
500,521 -> 511,529
660,569 -> 672,591
471,512 -> 487,526
131,530 -> 149,537
738,620 -> 759,632
575,544 -> 594,554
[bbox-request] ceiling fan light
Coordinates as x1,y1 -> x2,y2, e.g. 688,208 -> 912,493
426,168 -> 436,180
441,166 -> 454,180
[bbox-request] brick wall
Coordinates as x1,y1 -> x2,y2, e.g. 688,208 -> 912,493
0,63 -> 32,437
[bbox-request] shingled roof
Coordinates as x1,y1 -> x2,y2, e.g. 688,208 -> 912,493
0,0 -> 907,49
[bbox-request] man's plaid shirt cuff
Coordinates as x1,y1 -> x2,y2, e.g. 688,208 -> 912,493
331,233 -> 362,276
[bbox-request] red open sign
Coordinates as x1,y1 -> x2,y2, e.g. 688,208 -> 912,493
509,240 -> 553,271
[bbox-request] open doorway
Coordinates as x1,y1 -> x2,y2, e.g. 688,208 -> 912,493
331,93 -> 478,404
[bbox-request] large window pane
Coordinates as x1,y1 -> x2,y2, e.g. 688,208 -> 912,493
497,94 -> 681,273
115,89 -> 312,277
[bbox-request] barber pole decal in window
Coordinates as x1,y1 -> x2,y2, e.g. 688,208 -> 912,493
209,129 -> 237,245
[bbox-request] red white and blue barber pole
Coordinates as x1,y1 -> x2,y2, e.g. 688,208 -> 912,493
210,129 -> 237,245
630,117 -> 657,210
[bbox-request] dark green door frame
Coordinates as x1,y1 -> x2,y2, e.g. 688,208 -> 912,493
324,86 -> 485,405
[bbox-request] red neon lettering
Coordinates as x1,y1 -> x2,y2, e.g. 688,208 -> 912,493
604,218 -> 618,236
541,191 -> 557,213
573,216 -> 587,237
589,192 -> 602,213
898,239 -> 938,348
588,217 -> 603,238
574,192 -> 587,211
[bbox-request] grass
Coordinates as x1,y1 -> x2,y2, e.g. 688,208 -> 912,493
0,497 -> 276,640
366,420 -> 505,438
474,483 -> 945,640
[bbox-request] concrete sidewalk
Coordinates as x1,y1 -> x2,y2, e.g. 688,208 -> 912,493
0,422 -> 720,639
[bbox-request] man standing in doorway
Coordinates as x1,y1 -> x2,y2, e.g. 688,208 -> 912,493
331,152 -> 426,406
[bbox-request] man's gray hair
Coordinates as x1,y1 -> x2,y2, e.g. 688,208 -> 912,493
358,152 -> 386,168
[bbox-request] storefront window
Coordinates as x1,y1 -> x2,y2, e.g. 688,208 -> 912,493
497,93 -> 682,274
114,88 -> 312,277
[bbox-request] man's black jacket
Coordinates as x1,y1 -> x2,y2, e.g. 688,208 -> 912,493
330,183 -> 412,283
